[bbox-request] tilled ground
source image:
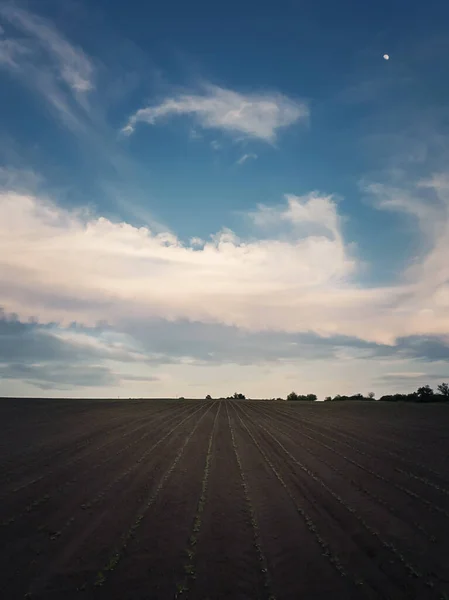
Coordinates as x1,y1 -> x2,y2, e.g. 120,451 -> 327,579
1,397 -> 448,599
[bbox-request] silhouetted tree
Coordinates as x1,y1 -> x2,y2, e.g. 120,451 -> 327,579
368,392 -> 375,399
379,393 -> 416,402
205,394 -> 212,400
232,392 -> 246,400
437,383 -> 449,397
326,393 -> 375,401
416,385 -> 434,402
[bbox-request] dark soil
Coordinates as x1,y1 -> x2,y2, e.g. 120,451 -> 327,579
1,397 -> 448,599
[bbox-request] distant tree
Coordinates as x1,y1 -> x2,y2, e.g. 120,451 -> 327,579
379,393 -> 416,402
331,394 -> 351,401
287,391 -> 316,401
179,396 -> 185,400
324,396 -> 332,402
327,393 -> 374,401
232,392 -> 246,400
416,385 -> 434,402
437,383 -> 449,397
368,392 -> 376,400
205,394 -> 212,400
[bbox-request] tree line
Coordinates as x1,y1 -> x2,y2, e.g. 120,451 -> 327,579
203,383 -> 449,402
299,383 -> 449,402
375,383 -> 449,403
205,393 -> 246,400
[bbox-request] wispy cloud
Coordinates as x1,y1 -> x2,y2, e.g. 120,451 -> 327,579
0,7 -> 167,230
0,5 -> 94,131
0,313 -> 156,390
0,165 -> 43,192
0,36 -> 30,67
382,372 -> 427,379
122,84 -> 308,142
0,362 -> 117,390
237,153 -> 257,165
0,5 -> 94,94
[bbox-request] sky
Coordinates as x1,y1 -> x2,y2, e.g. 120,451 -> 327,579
1,0 -> 449,399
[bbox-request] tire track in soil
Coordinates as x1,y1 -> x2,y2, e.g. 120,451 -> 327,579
13,402 -> 208,600
240,403 -> 442,600
89,402 -> 218,600
230,402 -> 360,600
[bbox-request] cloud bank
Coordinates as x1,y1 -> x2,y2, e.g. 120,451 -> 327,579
0,314 -> 153,390
1,175 -> 449,348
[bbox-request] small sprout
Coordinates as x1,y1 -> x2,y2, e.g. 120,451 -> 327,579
94,571 -> 105,587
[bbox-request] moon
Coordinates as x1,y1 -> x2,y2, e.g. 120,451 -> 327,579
383,54 -> 390,60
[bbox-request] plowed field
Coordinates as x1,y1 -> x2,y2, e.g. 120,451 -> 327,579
1,398 -> 448,599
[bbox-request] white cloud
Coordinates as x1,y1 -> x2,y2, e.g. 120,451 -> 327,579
237,153 -> 257,165
0,188 -> 357,336
247,192 -> 344,244
2,175 -> 449,347
122,84 -> 308,142
190,236 -> 204,247
363,177 -> 449,339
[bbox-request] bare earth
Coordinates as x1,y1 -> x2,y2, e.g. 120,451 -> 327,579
1,398 -> 449,599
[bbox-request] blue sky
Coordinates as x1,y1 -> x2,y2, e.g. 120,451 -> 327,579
1,0 -> 449,398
